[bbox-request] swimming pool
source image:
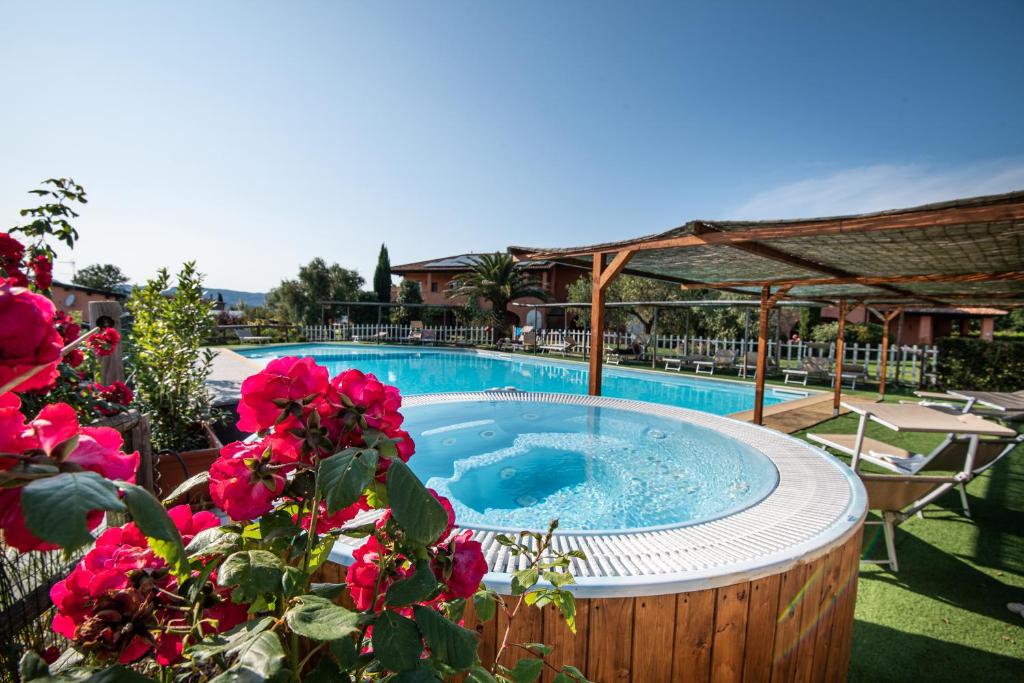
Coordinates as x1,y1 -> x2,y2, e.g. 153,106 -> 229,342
234,343 -> 803,415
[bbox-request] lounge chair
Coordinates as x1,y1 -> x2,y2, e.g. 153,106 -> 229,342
693,348 -> 736,375
809,431 -> 1023,517
736,351 -> 779,378
859,473 -> 963,571
831,363 -> 869,390
499,326 -> 537,353
420,329 -> 437,346
663,345 -> 704,372
234,327 -> 271,345
914,389 -> 1024,423
606,334 -> 649,365
405,321 -> 424,344
784,356 -> 831,386
538,335 -> 573,357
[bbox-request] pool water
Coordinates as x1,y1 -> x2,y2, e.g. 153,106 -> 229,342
236,344 -> 797,416
402,400 -> 779,532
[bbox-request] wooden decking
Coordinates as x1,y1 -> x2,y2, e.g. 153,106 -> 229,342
730,392 -> 873,434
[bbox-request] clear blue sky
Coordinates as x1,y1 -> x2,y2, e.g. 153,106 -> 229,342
2,1 -> 1022,291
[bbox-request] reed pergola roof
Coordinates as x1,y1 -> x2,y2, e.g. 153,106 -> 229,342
514,190 -> 1024,307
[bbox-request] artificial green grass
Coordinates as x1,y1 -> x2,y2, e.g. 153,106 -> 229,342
796,413 -> 1024,682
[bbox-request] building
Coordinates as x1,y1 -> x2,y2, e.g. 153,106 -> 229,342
821,303 -> 1005,344
390,253 -> 589,327
50,280 -> 127,324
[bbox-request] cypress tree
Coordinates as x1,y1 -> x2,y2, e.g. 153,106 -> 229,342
373,244 -> 392,302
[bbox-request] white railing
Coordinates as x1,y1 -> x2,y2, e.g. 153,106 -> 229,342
299,325 -> 939,386
302,324 -> 491,346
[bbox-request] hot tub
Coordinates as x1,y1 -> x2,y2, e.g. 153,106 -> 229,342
326,392 -> 867,682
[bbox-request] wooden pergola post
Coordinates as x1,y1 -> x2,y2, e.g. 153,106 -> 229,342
753,286 -> 771,425
833,298 -> 848,415
877,308 -> 901,398
588,249 -> 636,396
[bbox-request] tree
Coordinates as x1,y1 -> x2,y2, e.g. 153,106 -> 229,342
566,274 -> 683,333
373,243 -> 392,302
447,252 -> 548,337
72,263 -> 129,291
391,279 -> 423,324
266,258 -> 364,324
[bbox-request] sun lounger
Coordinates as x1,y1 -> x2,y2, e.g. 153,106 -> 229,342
692,348 -> 737,375
234,327 -> 271,345
420,329 -> 436,346
538,336 -> 573,357
499,326 -> 537,352
736,351 -> 779,378
809,431 -> 1023,517
606,334 -> 649,365
784,356 -> 831,386
405,321 -> 424,344
830,363 -> 869,390
859,473 -> 963,571
914,389 -> 1024,423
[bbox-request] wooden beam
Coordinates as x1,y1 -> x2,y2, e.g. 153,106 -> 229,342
833,299 -> 848,415
877,309 -> 901,398
599,249 -> 637,291
679,270 -> 1024,291
588,254 -> 606,396
753,285 -> 771,426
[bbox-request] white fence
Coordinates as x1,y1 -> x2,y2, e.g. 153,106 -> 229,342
302,324 -> 491,346
299,325 -> 939,386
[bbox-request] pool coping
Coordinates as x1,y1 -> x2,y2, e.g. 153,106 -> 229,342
327,392 -> 868,598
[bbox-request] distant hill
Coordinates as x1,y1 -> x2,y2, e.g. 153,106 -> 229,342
164,287 -> 267,308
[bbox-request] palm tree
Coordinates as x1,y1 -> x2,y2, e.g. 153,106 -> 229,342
447,252 -> 548,339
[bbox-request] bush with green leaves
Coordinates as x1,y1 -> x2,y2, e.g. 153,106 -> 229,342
936,337 -> 1024,391
126,262 -> 215,451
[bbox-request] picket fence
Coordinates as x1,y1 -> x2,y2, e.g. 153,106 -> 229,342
299,325 -> 939,386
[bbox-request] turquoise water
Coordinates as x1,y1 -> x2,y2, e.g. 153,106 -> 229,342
403,400 -> 779,532
236,344 -> 798,415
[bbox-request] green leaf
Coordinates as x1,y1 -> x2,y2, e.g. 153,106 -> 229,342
555,665 -> 592,682
160,470 -> 209,504
386,459 -> 448,545
510,568 -> 539,595
80,666 -> 158,682
520,643 -> 552,656
391,670 -> 441,682
21,472 -> 124,549
329,635 -> 359,668
386,560 -> 441,607
510,658 -> 544,683
467,665 -> 498,683
473,589 -> 498,622
19,652 -> 49,682
371,611 -> 423,672
308,582 -> 347,600
319,447 -> 378,513
186,527 -> 242,558
281,566 -> 306,598
284,595 -> 359,641
121,483 -> 188,578
189,617 -> 274,660
210,630 -> 287,682
218,551 -> 285,603
306,656 -> 348,683
553,592 -> 577,633
542,570 -> 574,587
412,604 -> 478,671
242,508 -> 300,543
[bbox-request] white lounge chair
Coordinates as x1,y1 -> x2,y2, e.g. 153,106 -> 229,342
784,356 -> 831,386
693,348 -> 736,375
736,351 -> 779,378
405,321 -> 424,344
235,327 -> 271,345
606,334 -> 649,365
538,335 -> 573,357
831,363 -> 869,390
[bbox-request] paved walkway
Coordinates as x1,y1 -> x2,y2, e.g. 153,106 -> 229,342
206,348 -> 264,406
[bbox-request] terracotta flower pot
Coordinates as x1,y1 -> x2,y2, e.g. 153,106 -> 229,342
155,423 -> 222,505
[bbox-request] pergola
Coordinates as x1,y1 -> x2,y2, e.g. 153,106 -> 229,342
514,190 -> 1024,424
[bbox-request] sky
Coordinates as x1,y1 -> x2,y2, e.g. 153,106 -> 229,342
1,1 -> 1022,291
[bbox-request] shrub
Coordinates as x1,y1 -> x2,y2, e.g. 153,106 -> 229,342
936,337 -> 1024,391
126,262 -> 215,451
810,321 -> 882,344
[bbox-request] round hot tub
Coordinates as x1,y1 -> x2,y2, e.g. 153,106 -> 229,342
326,392 -> 866,682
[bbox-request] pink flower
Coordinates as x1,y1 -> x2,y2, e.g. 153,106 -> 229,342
92,381 -> 134,416
0,278 -> 63,392
0,488 -> 104,552
55,311 -> 81,344
0,392 -> 33,464
434,530 -> 487,599
299,497 -> 368,534
331,370 -> 404,431
31,254 -> 52,290
86,327 -> 121,357
209,440 -> 285,521
0,233 -> 25,272
346,536 -> 391,611
237,356 -> 329,433
65,348 -> 85,368
166,504 -> 219,546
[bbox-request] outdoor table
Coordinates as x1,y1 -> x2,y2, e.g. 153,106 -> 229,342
841,401 -> 1017,473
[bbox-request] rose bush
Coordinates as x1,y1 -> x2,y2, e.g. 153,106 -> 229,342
3,326 -> 587,681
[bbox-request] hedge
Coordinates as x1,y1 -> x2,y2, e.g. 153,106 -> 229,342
935,337 -> 1024,391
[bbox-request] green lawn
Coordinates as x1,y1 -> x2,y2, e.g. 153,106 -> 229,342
795,413 -> 1024,682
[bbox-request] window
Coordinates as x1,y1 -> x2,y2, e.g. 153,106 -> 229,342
430,282 -> 438,293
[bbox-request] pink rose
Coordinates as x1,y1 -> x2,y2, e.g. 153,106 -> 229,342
346,536 -> 393,611
299,496 -> 369,534
31,254 -> 52,290
93,380 -> 134,416
209,440 -> 285,521
0,278 -> 63,392
86,327 -> 120,357
435,530 -> 487,599
237,356 -> 329,433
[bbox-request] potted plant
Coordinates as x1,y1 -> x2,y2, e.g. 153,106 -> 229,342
126,262 -> 220,499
